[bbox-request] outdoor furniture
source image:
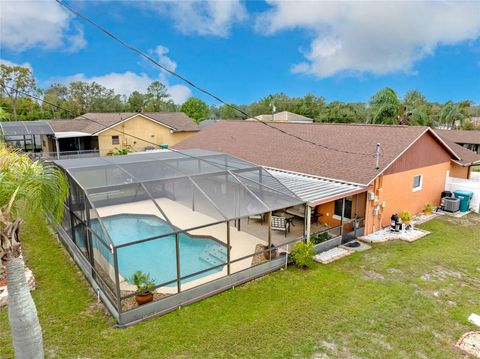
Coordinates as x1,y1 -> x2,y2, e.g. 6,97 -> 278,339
271,215 -> 291,237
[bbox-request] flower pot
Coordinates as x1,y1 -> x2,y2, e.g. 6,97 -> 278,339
423,210 -> 432,216
263,246 -> 278,260
135,292 -> 154,305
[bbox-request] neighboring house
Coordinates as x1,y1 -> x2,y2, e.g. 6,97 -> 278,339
435,129 -> 480,155
0,112 -> 200,157
246,111 -> 313,123
174,121 -> 480,236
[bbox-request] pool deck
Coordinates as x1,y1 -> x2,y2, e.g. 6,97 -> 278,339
95,198 -> 267,295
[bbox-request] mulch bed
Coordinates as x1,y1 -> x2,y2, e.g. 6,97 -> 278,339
251,244 -> 269,266
120,290 -> 170,312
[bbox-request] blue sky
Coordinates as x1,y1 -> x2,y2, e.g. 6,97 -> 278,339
1,1 -> 479,105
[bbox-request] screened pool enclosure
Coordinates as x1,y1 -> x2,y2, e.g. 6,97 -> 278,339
54,149 -> 305,325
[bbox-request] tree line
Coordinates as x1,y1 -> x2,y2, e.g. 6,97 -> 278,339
1,64 -> 478,129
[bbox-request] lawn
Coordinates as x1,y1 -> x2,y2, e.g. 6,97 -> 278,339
1,213 -> 479,358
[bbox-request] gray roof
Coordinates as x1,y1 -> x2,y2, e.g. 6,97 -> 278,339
0,120 -> 54,136
268,168 -> 367,206
54,149 -> 304,244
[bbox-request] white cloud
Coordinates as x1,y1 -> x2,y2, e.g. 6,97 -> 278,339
141,0 -> 247,37
0,0 -> 86,52
0,59 -> 32,71
153,45 -> 177,72
256,1 -> 480,77
54,71 -> 191,104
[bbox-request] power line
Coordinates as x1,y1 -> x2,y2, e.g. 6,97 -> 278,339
0,84 -> 249,171
1,84 -> 160,149
54,0 -> 376,158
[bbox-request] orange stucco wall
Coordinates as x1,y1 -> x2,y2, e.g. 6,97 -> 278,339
315,192 -> 366,232
449,163 -> 470,179
364,161 -> 450,234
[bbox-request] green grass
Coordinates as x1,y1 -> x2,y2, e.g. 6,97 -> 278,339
1,214 -> 480,358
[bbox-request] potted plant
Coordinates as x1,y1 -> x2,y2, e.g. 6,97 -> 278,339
131,270 -> 156,305
262,244 -> 278,260
399,210 -> 413,224
423,203 -> 433,216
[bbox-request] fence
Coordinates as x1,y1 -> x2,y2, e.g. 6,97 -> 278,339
445,176 -> 480,212
32,150 -> 100,160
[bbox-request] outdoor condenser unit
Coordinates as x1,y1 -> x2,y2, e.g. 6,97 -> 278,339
443,197 -> 460,213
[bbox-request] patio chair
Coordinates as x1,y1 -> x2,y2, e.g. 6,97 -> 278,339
271,216 -> 290,237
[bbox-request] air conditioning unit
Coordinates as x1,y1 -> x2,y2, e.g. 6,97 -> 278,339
443,197 -> 460,213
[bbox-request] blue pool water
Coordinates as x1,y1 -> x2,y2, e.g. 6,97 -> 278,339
80,215 -> 226,286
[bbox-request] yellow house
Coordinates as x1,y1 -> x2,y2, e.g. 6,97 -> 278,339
47,112 -> 200,156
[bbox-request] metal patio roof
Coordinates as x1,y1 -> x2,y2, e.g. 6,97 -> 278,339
0,120 -> 54,136
267,168 -> 368,207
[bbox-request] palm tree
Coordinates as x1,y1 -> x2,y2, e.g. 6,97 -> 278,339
439,100 -> 471,129
369,88 -> 430,126
0,144 -> 68,359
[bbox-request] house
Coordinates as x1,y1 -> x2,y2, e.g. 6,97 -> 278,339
245,111 -> 313,123
174,121 -> 480,237
0,112 -> 200,158
435,129 -> 480,155
48,112 -> 200,156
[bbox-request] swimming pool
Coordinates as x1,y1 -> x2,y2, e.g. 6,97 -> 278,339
81,214 -> 227,287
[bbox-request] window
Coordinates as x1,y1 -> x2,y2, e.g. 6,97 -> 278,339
112,135 -> 120,145
334,197 -> 352,219
413,175 -> 423,192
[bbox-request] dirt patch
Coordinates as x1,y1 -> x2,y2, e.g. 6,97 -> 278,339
386,268 -> 403,274
360,266 -> 385,280
312,340 -> 361,359
421,266 -> 463,282
442,213 -> 480,227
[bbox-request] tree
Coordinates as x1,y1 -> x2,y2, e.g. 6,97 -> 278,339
0,65 -> 37,120
368,88 -> 402,124
0,144 -> 68,358
439,101 -> 471,129
316,101 -> 367,123
42,84 -> 69,118
218,104 -> 244,119
144,81 -> 171,112
66,81 -> 124,116
126,91 -> 146,112
180,97 -> 209,124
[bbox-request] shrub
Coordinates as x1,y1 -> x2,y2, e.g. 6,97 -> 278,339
423,203 -> 433,213
310,232 -> 330,244
289,241 -> 316,269
399,210 -> 413,223
131,270 -> 156,294
111,146 -> 134,156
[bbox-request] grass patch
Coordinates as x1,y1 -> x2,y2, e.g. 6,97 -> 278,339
1,213 -> 480,358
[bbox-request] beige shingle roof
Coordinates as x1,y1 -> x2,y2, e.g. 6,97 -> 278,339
48,112 -> 199,134
175,121 -> 437,185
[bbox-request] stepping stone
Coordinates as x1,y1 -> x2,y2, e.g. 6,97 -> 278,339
314,247 -> 352,264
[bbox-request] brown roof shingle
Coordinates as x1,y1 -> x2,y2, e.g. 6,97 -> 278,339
435,129 -> 480,145
174,121 -> 438,185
